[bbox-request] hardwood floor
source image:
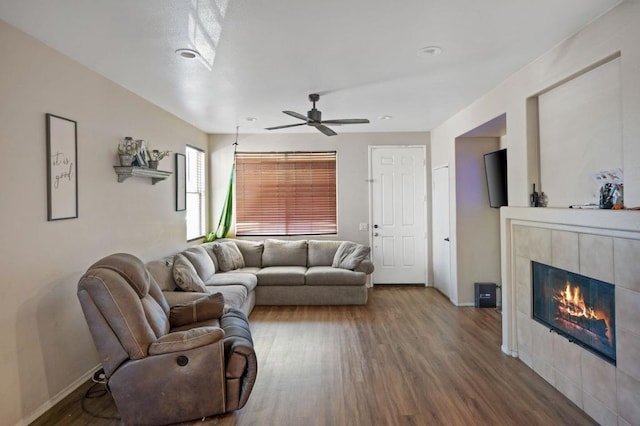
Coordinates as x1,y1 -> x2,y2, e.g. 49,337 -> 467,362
32,287 -> 596,425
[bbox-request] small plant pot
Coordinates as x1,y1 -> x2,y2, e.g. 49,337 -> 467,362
119,155 -> 134,166
148,160 -> 159,169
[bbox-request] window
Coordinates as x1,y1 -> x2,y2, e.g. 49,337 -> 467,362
235,151 -> 337,236
186,146 -> 206,240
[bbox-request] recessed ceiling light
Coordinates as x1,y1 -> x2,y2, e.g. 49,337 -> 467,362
379,115 -> 393,120
175,48 -> 201,60
246,117 -> 258,122
417,46 -> 443,57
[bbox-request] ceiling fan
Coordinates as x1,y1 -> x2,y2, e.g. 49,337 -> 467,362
265,93 -> 370,136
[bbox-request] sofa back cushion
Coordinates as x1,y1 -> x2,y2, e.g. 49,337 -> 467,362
230,239 -> 264,268
211,241 -> 246,272
181,246 -> 216,281
146,257 -> 177,291
308,240 -> 343,266
262,239 -> 307,267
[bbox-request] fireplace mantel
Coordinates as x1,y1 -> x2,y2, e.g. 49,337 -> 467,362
500,207 -> 640,424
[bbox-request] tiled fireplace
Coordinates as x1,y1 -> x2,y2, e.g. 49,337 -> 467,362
501,208 -> 640,426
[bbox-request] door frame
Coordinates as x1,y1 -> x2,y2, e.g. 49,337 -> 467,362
367,145 -> 429,286
431,164 -> 452,300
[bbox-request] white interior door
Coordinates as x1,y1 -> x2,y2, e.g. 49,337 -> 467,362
432,166 -> 451,297
370,146 -> 426,284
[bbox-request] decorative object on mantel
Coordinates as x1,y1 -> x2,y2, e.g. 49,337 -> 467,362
592,168 -> 624,209
147,148 -> 171,169
46,113 -> 78,221
118,137 -> 137,166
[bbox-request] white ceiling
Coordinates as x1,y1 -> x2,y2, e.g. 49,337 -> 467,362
0,0 -> 622,135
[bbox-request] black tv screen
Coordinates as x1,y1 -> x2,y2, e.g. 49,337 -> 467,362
484,148 -> 508,208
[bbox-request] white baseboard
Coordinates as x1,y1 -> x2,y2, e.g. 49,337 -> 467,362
19,364 -> 102,426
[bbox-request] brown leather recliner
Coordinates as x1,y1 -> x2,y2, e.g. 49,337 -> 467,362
77,253 -> 257,425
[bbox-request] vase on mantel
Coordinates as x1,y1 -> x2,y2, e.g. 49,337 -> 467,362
119,154 -> 134,166
148,160 -> 159,169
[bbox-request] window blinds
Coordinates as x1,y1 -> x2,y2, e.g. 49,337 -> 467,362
235,151 -> 337,236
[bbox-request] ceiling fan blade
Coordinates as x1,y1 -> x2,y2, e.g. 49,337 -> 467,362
316,124 -> 337,136
265,123 -> 307,130
321,118 -> 370,125
283,111 -> 309,121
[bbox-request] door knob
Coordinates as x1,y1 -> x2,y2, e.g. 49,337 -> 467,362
444,237 -> 450,242
374,232 -> 379,237
373,224 -> 379,229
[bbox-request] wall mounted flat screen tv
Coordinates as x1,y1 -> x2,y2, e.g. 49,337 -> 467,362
484,148 -> 508,208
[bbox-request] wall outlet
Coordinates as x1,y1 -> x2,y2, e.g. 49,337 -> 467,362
359,223 -> 369,232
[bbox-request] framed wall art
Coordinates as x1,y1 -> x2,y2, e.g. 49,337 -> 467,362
175,153 -> 186,211
46,113 -> 78,221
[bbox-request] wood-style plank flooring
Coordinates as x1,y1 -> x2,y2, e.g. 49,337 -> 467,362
32,287 -> 596,425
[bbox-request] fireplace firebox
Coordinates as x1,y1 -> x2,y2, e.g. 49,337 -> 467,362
532,261 -> 616,364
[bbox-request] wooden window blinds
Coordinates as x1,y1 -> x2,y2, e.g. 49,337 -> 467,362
235,151 -> 337,236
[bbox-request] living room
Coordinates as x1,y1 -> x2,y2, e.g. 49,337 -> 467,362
2,1 -> 639,425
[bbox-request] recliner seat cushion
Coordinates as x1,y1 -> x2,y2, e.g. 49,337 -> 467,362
262,239 -> 307,267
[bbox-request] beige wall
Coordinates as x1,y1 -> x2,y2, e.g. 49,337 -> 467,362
455,137 -> 502,305
431,0 -> 640,305
208,131 -> 430,245
0,20 -> 208,425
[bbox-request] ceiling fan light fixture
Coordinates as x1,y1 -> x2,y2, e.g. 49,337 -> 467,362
379,115 -> 393,120
245,117 -> 258,122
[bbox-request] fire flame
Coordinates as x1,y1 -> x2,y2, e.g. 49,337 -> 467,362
553,281 -> 612,345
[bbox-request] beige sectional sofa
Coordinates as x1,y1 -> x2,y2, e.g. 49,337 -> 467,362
147,239 -> 374,316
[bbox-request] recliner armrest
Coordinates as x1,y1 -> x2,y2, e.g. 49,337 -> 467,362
148,326 -> 225,355
169,292 -> 225,327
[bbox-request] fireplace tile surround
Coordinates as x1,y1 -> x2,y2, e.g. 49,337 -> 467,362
501,208 -> 640,426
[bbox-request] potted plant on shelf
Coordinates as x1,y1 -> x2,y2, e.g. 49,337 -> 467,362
118,137 -> 138,166
147,148 -> 171,169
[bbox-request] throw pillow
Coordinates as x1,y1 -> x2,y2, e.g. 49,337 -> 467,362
212,241 -> 246,272
172,253 -> 208,292
332,241 -> 371,270
169,292 -> 225,327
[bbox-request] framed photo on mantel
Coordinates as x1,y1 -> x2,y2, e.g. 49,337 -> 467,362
46,113 -> 78,221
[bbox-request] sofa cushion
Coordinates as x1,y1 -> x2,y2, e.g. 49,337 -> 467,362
181,246 -> 216,281
172,253 -> 208,293
305,266 -> 367,286
211,241 -> 245,272
205,272 -> 257,292
262,239 -> 307,267
147,257 -> 177,291
332,242 -> 370,270
206,284 -> 248,309
308,240 -> 342,266
221,239 -> 264,268
256,266 -> 307,286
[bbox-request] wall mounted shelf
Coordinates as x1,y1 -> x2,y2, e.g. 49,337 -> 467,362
113,166 -> 171,184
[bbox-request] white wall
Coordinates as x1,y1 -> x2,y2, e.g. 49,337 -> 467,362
0,20 -> 208,425
208,132 -> 430,269
431,0 -> 640,305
